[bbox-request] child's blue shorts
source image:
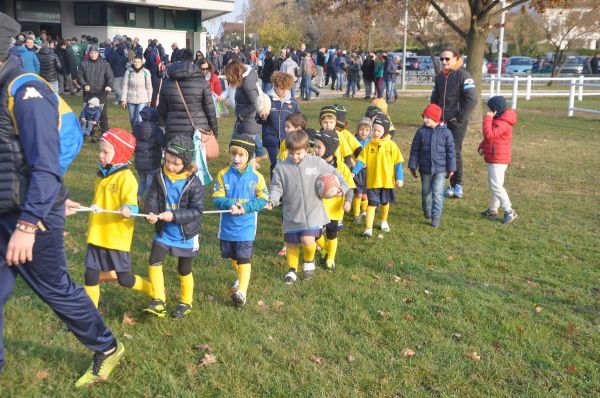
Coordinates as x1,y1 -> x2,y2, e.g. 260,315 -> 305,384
283,229 -> 321,244
367,188 -> 396,206
220,240 -> 254,263
85,244 -> 131,272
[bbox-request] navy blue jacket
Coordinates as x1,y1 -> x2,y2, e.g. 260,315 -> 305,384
109,47 -> 128,78
80,105 -> 101,121
133,107 -> 164,171
408,124 -> 456,175
257,91 -> 299,147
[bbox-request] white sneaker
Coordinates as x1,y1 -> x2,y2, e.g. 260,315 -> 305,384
231,290 -> 246,306
381,221 -> 390,232
302,262 -> 315,280
283,269 -> 297,284
362,228 -> 373,238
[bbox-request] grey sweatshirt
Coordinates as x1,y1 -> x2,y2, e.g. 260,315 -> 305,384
270,154 -> 349,232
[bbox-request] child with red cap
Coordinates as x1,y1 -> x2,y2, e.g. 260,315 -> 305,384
83,128 -> 153,307
408,104 -> 456,228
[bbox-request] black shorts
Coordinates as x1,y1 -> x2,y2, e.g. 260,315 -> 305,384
367,188 -> 396,206
149,241 -> 198,265
283,229 -> 321,244
85,244 -> 131,272
353,169 -> 367,195
220,240 -> 254,262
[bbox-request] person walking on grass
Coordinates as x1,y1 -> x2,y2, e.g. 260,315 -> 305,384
478,96 -> 518,224
0,12 -> 123,388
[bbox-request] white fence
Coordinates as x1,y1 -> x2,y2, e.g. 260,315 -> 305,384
568,81 -> 600,117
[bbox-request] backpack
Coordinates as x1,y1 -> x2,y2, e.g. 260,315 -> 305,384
309,58 -> 317,77
8,73 -> 83,176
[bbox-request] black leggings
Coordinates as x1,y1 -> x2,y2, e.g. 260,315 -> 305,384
149,242 -> 193,276
85,268 -> 135,288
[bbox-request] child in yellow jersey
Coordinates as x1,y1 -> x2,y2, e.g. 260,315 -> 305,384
276,112 -> 307,162
352,113 -> 404,238
319,105 -> 355,168
83,128 -> 152,308
332,103 -> 363,167
313,130 -> 355,271
367,98 -> 397,137
213,135 -> 269,307
143,136 -> 204,319
352,117 -> 372,222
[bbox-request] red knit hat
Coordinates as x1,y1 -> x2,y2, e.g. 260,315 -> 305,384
422,104 -> 442,124
101,128 -> 136,165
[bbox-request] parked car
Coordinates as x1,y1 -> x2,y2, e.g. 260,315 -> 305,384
559,56 -> 592,75
487,57 -> 509,75
416,55 -> 438,72
506,56 -> 534,75
404,56 -> 421,71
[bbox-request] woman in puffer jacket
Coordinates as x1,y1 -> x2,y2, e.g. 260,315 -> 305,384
121,56 -> 153,128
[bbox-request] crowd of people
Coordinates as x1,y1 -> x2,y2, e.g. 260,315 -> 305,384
1,18 -> 521,390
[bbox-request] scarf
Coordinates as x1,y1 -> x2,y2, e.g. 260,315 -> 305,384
163,165 -> 188,182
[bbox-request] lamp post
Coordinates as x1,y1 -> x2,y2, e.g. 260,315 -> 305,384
496,0 -> 506,95
401,0 -> 408,91
367,19 -> 376,52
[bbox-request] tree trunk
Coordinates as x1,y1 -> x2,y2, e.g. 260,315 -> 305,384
464,25 -> 489,124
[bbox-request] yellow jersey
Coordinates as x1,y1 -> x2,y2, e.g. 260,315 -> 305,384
322,159 -> 356,220
356,137 -> 404,189
87,168 -> 138,252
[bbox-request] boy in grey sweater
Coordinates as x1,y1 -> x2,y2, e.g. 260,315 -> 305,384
266,130 -> 349,284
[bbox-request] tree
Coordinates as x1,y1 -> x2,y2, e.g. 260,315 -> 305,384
504,7 -> 546,57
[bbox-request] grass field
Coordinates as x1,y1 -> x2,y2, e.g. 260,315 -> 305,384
1,93 -> 599,397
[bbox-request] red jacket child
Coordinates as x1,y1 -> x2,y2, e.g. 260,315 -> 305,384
479,101 -> 517,164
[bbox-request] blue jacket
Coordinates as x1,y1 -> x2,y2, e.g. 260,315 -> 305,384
408,124 -> 456,175
80,105 -> 101,122
133,107 -> 164,171
109,47 -> 128,78
15,46 -> 40,74
334,55 -> 347,73
384,57 -> 397,81
212,165 -> 268,242
257,89 -> 300,146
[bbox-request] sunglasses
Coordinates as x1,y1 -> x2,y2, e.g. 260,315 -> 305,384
440,57 -> 454,62
200,67 -> 210,71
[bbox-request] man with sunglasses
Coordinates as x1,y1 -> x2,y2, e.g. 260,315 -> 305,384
431,47 -> 477,199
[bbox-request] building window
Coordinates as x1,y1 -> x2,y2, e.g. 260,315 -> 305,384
74,3 -> 107,26
153,8 -> 165,29
165,10 -> 175,29
135,6 -> 151,28
107,5 -> 126,26
16,1 -> 60,24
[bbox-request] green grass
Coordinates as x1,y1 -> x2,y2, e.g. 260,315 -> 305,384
1,94 -> 599,397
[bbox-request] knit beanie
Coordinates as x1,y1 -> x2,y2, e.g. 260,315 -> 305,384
229,134 -> 256,162
0,13 -> 21,61
372,113 -> 391,136
101,128 -> 136,165
305,128 -> 318,148
487,96 -> 507,116
319,105 -> 337,121
358,117 -> 372,130
371,98 -> 388,115
165,135 -> 195,167
365,105 -> 381,120
88,45 -> 99,53
332,103 -> 347,128
314,129 -> 340,159
88,97 -> 100,108
422,104 -> 442,124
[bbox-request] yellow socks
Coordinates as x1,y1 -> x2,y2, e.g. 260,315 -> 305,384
286,245 -> 300,271
326,238 -> 338,262
148,265 -> 166,302
84,285 -> 100,308
316,235 -> 326,250
237,263 -> 251,295
352,197 -> 361,217
231,259 -> 239,272
361,198 -> 368,212
132,275 -> 153,297
381,203 -> 390,222
179,273 -> 194,305
366,206 -> 377,229
303,242 -> 317,263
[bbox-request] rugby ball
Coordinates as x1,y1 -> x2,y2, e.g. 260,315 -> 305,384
315,173 -> 341,199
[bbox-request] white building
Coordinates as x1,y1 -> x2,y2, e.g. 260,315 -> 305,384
1,0 -> 234,55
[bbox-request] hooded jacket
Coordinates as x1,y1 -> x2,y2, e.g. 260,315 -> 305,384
430,59 -> 478,124
479,108 -> 516,164
408,124 -> 456,175
121,66 -> 152,104
55,46 -> 76,76
133,107 -> 164,171
109,47 -> 128,78
78,56 -> 114,95
157,61 -> 218,140
15,45 -> 39,74
257,88 -> 300,146
36,47 -> 62,82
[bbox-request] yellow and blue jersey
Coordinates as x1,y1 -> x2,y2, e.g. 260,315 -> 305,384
352,137 -> 404,189
212,165 -> 269,242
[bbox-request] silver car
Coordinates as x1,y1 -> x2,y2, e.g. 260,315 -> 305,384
506,57 -> 534,75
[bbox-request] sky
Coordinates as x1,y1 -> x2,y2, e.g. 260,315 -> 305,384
205,0 -> 245,36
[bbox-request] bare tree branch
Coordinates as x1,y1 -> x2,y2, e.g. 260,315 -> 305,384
489,0 -> 530,18
428,0 -> 468,39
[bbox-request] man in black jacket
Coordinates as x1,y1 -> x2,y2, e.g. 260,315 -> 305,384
56,40 -> 75,95
36,42 -> 62,93
316,47 -> 326,88
78,45 -> 114,131
361,52 -> 376,99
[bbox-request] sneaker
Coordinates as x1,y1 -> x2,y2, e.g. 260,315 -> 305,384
277,246 -> 287,256
381,221 -> 390,232
170,303 -> 192,319
431,218 -> 441,228
481,209 -> 499,218
143,299 -> 167,317
362,228 -> 373,238
231,279 -> 240,292
443,186 -> 455,198
325,260 -> 336,272
503,210 -> 518,224
453,184 -> 463,198
360,211 -> 367,220
424,212 -> 432,221
231,290 -> 247,307
302,262 -> 315,280
283,269 -> 297,284
75,341 -> 125,388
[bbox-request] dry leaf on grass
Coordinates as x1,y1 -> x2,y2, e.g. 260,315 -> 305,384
377,309 -> 388,318
385,261 -> 395,269
123,332 -> 132,340
403,313 -> 414,321
401,348 -> 415,357
447,256 -> 454,261
519,310 -> 529,318
393,275 -> 402,283
267,335 -> 273,341
197,344 -> 213,353
273,300 -> 285,309
257,300 -> 269,310
186,363 -> 199,375
35,370 -> 49,380
347,355 -> 355,363
565,363 -> 577,374
122,312 -> 137,325
566,321 -> 578,336
534,306 -> 543,313
424,289 -> 432,295
310,355 -> 324,364
451,332 -> 462,341
200,354 -> 217,367
403,297 -> 413,304
206,295 -> 215,302
526,280 -> 539,287
351,274 -> 360,281
466,352 -> 481,361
